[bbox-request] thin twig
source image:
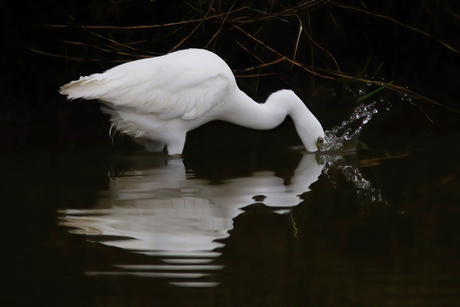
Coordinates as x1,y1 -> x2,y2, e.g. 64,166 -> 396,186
405,99 -> 434,123
294,10 -> 341,73
333,2 -> 459,54
169,18 -> 205,52
205,0 -> 236,48
292,11 -> 303,69
65,15 -> 158,56
327,71 -> 460,114
29,48 -> 126,63
234,40 -> 265,64
235,57 -> 286,72
234,73 -> 276,78
329,11 -> 339,28
45,7 -> 248,30
232,24 -> 335,80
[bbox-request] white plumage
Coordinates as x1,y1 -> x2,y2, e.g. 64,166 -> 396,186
60,48 -> 325,155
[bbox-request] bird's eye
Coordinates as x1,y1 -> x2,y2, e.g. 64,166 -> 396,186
317,137 -> 324,144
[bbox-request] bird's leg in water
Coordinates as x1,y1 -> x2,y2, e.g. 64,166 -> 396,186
166,132 -> 187,156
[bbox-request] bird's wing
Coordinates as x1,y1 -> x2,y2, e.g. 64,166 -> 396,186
60,54 -> 232,120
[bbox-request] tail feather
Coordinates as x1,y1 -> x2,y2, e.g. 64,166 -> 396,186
60,74 -> 111,100
61,74 -> 166,153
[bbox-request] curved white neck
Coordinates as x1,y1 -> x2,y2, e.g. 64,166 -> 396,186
220,89 -> 324,151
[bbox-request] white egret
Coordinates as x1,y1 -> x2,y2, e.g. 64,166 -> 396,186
60,48 -> 325,155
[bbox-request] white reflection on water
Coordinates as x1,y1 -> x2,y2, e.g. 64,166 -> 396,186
60,154 -> 323,253
58,153 -> 324,286
58,151 -> 384,287
60,150 -> 389,290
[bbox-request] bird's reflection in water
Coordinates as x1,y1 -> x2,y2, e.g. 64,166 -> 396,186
58,151 -> 380,287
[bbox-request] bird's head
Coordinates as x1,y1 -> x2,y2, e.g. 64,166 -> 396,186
315,136 -> 325,151
301,120 -> 325,152
283,90 -> 325,152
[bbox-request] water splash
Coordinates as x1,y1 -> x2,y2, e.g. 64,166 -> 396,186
317,154 -> 387,208
319,102 -> 379,152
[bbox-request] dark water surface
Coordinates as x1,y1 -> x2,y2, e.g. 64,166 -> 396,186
2,133 -> 460,306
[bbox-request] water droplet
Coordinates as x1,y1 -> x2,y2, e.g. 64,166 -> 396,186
319,101 -> 378,152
